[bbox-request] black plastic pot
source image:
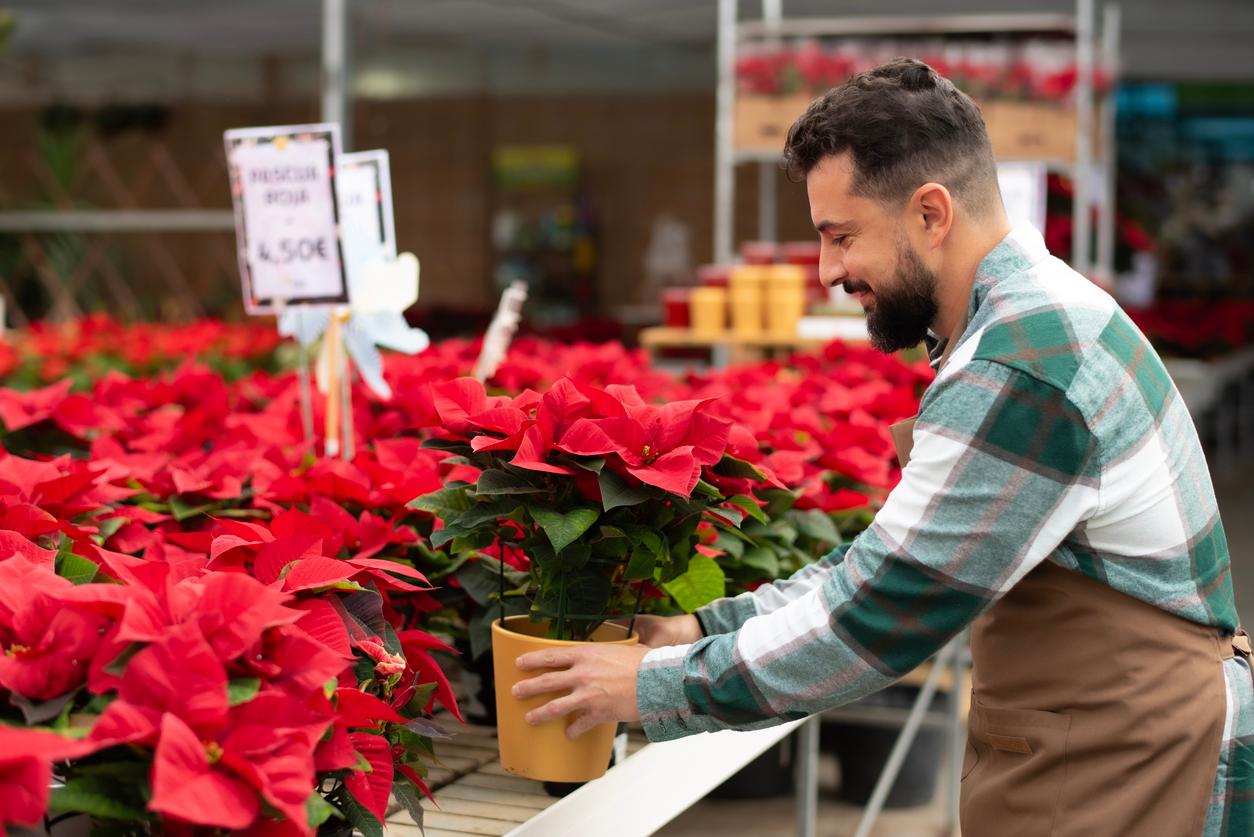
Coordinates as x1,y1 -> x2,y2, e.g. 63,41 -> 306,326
822,685 -> 948,808
457,646 -> 498,727
708,738 -> 794,799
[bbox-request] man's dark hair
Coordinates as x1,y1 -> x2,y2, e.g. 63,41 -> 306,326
783,58 -> 1001,216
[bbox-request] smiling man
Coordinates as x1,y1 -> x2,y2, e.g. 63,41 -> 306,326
513,59 -> 1252,835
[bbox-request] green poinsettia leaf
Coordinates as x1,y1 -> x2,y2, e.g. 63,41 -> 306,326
476,469 -> 545,496
738,545 -> 780,577
787,508 -> 842,545
391,779 -> 426,830
56,551 -> 98,586
726,494 -> 768,525
453,500 -> 524,530
421,437 -> 474,454
597,469 -> 654,511
306,792 -> 339,828
49,777 -> 149,820
338,787 -> 383,837
169,495 -> 218,521
227,677 -> 262,706
693,479 -> 723,499
530,507 -> 600,553
93,516 -> 127,543
710,506 -> 744,527
713,454 -> 767,481
625,543 -> 657,580
408,485 -> 474,518
662,555 -> 725,613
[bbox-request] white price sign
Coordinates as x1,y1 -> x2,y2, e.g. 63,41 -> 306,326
338,149 -> 397,288
997,162 -> 1048,236
224,123 -> 350,313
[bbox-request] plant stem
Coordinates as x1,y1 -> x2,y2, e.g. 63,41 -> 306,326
555,572 -> 568,641
627,580 -> 645,638
498,544 -> 506,628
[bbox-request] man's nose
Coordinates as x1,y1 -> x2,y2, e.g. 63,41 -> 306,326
819,256 -> 847,289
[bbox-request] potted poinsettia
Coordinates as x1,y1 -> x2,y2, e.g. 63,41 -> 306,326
412,375 -> 781,782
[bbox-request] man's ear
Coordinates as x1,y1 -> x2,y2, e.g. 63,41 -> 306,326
909,182 -> 954,250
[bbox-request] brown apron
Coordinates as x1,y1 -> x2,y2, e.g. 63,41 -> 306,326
889,326 -> 1249,836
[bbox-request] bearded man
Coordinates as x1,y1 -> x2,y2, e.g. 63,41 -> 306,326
512,58 -> 1253,835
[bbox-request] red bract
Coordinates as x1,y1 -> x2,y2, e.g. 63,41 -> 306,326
149,691 -> 329,832
0,554 -> 109,701
557,394 -> 732,498
0,726 -> 97,834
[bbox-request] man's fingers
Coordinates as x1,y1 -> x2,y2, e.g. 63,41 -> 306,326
515,648 -> 576,671
525,692 -> 582,726
511,671 -> 573,700
565,711 -> 603,740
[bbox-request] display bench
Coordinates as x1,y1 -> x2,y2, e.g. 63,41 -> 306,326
639,316 -> 870,369
638,326 -> 832,368
379,638 -> 968,837
379,713 -> 805,837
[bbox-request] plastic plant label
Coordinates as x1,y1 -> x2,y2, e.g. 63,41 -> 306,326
338,149 -> 397,293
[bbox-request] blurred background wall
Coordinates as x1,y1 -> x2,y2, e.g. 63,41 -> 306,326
1,0 -> 1252,330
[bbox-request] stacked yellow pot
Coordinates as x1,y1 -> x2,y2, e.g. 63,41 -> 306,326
729,265 -> 767,336
689,286 -> 727,336
767,264 -> 808,336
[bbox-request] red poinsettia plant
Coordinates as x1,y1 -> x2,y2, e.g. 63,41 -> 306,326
0,447 -> 459,837
412,375 -> 789,643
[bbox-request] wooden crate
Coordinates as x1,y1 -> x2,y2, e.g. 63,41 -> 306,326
981,100 -> 1079,162
733,93 -> 812,153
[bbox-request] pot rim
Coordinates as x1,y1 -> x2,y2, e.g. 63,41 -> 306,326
492,614 -> 638,646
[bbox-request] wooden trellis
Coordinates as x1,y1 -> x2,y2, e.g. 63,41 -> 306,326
0,124 -> 238,323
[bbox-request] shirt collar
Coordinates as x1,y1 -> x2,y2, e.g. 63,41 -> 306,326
968,222 -> 1050,325
927,223 -> 1049,371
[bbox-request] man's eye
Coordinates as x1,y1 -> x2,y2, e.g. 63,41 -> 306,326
830,235 -> 847,247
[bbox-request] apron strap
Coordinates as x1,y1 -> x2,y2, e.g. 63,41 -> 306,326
1231,628 -> 1251,659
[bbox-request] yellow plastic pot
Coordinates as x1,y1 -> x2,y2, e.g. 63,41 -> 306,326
491,615 -> 638,782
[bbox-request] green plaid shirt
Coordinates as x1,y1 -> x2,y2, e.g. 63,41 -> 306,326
636,224 -> 1253,834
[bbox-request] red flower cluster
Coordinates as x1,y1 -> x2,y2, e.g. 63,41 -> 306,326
0,314 -> 282,388
736,39 -> 1113,101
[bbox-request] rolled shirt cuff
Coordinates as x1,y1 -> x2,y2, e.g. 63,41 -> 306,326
635,642 -> 721,742
694,592 -> 759,636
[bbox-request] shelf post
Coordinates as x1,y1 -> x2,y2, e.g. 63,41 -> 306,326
714,0 -> 737,264
322,0 -> 351,150
1072,0 -> 1095,275
1096,4 -> 1121,288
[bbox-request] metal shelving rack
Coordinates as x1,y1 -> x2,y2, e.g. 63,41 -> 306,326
714,1 -> 1122,283
711,5 -> 1122,837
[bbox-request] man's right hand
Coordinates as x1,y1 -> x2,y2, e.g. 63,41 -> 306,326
628,614 -> 703,648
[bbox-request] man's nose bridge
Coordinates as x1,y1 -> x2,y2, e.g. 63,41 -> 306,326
819,249 -> 845,288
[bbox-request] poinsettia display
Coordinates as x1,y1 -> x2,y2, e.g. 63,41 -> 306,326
736,38 -> 1113,102
0,318 -> 929,831
0,446 -> 458,835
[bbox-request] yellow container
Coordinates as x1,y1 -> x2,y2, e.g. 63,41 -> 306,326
689,286 -> 727,336
766,264 -> 808,335
768,263 -> 808,293
767,289 -> 807,336
492,616 -> 638,782
729,265 -> 767,335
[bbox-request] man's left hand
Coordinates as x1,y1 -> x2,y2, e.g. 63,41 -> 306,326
512,644 -> 652,740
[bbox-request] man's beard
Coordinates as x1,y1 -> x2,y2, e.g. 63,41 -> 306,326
856,238 -> 940,353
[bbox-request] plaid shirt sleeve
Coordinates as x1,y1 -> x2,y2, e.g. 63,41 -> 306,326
637,358 -> 1103,741
695,543 -> 854,636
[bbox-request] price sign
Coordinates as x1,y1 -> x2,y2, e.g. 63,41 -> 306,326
338,149 -> 397,289
997,162 -> 1048,235
224,123 -> 350,313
